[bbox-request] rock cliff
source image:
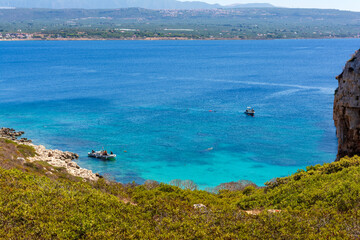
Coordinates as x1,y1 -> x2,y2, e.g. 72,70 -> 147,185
334,49 -> 360,160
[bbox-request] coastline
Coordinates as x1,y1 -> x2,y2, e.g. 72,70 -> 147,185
1,36 -> 359,41
0,128 -> 99,181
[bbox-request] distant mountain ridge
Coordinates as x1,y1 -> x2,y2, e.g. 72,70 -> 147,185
226,3 -> 273,8
0,0 -> 274,9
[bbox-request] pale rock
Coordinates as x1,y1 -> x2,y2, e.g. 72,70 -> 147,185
21,141 -> 98,181
17,157 -> 25,164
193,204 -> 207,209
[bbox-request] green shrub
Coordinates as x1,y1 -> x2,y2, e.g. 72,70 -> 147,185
1,153 -> 360,238
4,138 -> 16,144
17,144 -> 36,158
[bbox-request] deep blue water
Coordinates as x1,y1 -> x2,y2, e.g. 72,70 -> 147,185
1,39 -> 359,188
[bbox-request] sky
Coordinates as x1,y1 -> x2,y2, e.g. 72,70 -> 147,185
185,0 -> 360,12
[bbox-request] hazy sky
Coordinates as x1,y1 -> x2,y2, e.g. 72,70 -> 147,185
186,0 -> 360,12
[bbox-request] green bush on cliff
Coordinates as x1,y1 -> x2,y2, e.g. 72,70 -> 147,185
237,156 -> 360,212
1,137 -> 360,239
16,144 -> 36,157
0,138 -> 36,159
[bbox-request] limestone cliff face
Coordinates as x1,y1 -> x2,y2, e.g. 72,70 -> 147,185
334,49 -> 360,160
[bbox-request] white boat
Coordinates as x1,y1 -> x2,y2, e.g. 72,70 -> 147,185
244,107 -> 255,116
88,150 -> 116,160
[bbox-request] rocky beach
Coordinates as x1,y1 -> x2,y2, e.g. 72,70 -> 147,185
0,127 -> 99,181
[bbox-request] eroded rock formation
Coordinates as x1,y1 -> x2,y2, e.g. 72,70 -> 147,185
334,49 -> 360,160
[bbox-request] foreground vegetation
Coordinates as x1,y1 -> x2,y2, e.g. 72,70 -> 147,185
1,138 -> 360,239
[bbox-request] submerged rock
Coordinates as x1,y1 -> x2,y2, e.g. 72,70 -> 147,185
334,49 -> 360,160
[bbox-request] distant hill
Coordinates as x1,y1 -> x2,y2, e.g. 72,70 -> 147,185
1,7 -> 359,40
0,0 -> 274,9
224,3 -> 274,8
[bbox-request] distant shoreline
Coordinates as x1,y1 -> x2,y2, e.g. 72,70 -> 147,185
1,36 -> 359,41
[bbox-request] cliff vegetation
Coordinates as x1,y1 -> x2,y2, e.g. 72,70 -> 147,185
1,138 -> 360,239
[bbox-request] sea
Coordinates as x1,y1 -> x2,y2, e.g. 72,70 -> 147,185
1,39 -> 359,188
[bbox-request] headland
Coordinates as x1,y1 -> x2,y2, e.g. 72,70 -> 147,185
0,127 -> 99,181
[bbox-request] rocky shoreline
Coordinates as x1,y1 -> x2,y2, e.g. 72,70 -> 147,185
0,127 -> 99,181
1,36 -> 359,42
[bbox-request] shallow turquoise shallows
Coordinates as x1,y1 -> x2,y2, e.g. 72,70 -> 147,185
1,39 -> 359,188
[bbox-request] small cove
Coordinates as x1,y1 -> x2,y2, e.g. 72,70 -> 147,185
1,39 -> 359,188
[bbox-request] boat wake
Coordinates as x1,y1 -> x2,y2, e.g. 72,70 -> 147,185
207,79 -> 334,95
264,89 -> 302,100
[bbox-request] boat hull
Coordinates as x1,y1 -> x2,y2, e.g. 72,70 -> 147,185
88,152 -> 116,161
244,112 -> 255,116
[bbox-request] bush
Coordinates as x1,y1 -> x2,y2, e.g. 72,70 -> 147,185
17,144 -> 36,158
1,148 -> 360,238
144,180 -> 160,190
169,179 -> 198,190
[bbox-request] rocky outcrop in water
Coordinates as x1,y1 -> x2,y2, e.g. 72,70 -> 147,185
0,127 -> 31,143
334,49 -> 360,161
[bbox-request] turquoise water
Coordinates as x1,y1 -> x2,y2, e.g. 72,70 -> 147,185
1,39 -> 359,188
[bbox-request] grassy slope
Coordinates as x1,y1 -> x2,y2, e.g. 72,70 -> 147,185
1,138 -> 360,239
